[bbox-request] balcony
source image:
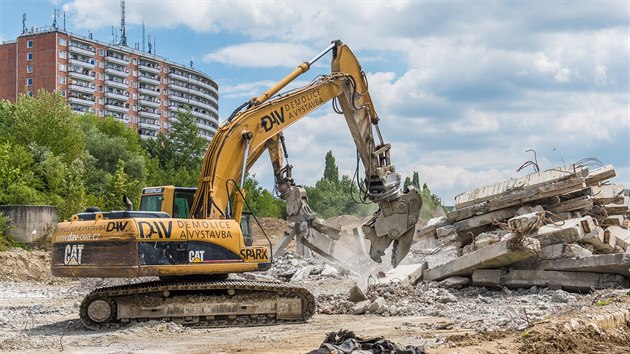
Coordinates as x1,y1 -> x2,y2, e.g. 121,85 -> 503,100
170,105 -> 217,121
105,79 -> 128,90
105,67 -> 129,78
69,44 -> 95,57
139,64 -> 160,74
187,88 -> 217,103
168,71 -> 189,82
105,91 -> 129,101
69,84 -> 95,94
69,58 -> 95,70
105,55 -> 129,66
139,75 -> 160,85
68,96 -> 94,107
139,110 -> 160,120
139,88 -> 159,97
105,104 -> 128,114
138,121 -> 160,130
69,71 -> 95,82
139,99 -> 160,108
139,131 -> 158,139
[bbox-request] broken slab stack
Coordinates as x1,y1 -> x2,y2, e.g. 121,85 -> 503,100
419,164 -> 630,292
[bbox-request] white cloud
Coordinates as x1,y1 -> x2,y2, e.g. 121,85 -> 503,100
202,42 -> 315,68
450,110 -> 499,134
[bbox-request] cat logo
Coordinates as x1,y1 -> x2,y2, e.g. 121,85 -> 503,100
64,244 -> 84,265
189,250 -> 205,263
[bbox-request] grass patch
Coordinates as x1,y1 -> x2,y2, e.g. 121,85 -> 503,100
595,299 -> 610,307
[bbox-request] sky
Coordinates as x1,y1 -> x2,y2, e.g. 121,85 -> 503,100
1,0 -> 628,205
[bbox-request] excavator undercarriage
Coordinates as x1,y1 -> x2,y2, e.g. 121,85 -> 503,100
80,279 -> 315,329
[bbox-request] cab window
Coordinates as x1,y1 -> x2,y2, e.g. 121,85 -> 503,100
172,191 -> 194,218
140,194 -> 163,212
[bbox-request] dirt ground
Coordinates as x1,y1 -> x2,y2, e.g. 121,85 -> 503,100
2,216 -> 630,353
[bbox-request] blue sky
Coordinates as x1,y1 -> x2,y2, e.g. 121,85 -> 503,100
1,0 -> 628,205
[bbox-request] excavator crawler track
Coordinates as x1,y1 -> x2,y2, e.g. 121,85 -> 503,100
79,280 -> 316,330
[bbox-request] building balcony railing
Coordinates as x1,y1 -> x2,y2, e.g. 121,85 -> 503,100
105,79 -> 128,89
69,45 -> 95,57
139,64 -> 161,74
168,83 -> 216,102
69,58 -> 95,69
105,104 -> 128,114
138,121 -> 160,130
170,105 -> 217,121
69,71 -> 95,82
139,88 -> 159,97
69,84 -> 95,94
105,55 -> 129,66
68,97 -> 95,107
168,71 -> 217,93
105,67 -> 129,78
139,75 -> 161,86
105,91 -> 129,101
139,99 -> 160,108
139,110 -> 161,120
168,95 -> 218,114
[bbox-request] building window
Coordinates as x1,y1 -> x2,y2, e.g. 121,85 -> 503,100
59,77 -> 66,84
132,105 -> 137,111
99,49 -> 104,56
133,82 -> 137,88
61,89 -> 66,97
59,51 -> 67,59
132,70 -> 137,77
132,58 -> 137,65
27,53 -> 33,60
26,65 -> 33,73
27,40 -> 33,48
99,85 -> 104,92
99,73 -> 104,80
99,61 -> 104,68
99,98 -> 104,104
132,93 -> 137,100
99,110 -> 104,117
26,78 -> 33,86
59,38 -> 67,46
89,108 -> 96,114
59,64 -> 67,72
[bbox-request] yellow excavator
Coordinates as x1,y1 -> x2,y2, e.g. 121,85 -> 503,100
51,40 -> 421,329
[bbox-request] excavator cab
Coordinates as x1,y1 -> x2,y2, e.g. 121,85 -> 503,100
139,186 -> 196,218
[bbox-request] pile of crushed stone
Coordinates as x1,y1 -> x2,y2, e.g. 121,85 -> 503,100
0,248 -> 54,283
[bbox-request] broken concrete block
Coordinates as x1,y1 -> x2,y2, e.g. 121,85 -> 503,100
529,216 -> 596,247
602,215 -> 625,227
548,196 -> 593,214
473,233 -> 501,249
538,243 -> 593,260
606,226 -> 630,249
516,205 -> 544,216
591,185 -> 625,205
373,262 -> 427,286
585,164 -> 616,186
436,225 -> 456,238
472,269 -> 628,293
537,254 -> 630,277
424,237 -> 540,281
368,297 -> 387,313
353,299 -> 370,315
451,207 -> 518,233
582,226 -> 614,253
508,211 -> 544,233
440,276 -> 471,288
348,285 -> 368,303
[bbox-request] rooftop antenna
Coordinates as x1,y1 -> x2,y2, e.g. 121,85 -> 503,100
52,8 -> 59,29
147,34 -> 152,54
153,36 -> 156,55
119,0 -> 127,46
142,21 -> 145,52
63,12 -> 66,31
22,13 -> 27,34
190,60 -> 193,68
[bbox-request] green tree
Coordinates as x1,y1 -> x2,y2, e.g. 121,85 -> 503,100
104,159 -> 138,210
323,151 -> 339,184
4,90 -> 85,163
242,174 -> 285,218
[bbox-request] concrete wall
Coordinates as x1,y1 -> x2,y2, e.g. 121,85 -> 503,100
0,205 -> 57,243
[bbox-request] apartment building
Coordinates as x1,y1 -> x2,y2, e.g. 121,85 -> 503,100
0,26 -> 219,140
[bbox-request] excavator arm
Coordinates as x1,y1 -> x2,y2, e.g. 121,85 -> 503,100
190,40 -> 421,267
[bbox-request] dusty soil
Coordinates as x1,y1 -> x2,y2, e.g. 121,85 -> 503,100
2,213 -> 630,353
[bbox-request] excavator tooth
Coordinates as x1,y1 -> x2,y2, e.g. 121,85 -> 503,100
391,226 -> 415,268
362,222 -> 391,264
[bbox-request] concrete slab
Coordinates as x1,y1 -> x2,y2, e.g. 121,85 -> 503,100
585,164 -> 616,186
607,226 -> 630,249
548,196 -> 593,214
529,216 -> 596,247
472,268 -> 628,292
602,215 -> 625,227
538,243 -> 593,260
592,185 -> 625,205
424,237 -> 540,281
455,165 -> 588,209
375,262 -> 428,286
537,254 -> 630,277
508,211 -> 544,233
582,226 -> 614,253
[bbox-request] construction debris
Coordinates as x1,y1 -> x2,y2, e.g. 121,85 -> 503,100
420,164 -> 629,293
306,329 -> 427,354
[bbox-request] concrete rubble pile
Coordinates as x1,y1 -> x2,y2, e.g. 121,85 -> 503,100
417,164 -> 630,292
